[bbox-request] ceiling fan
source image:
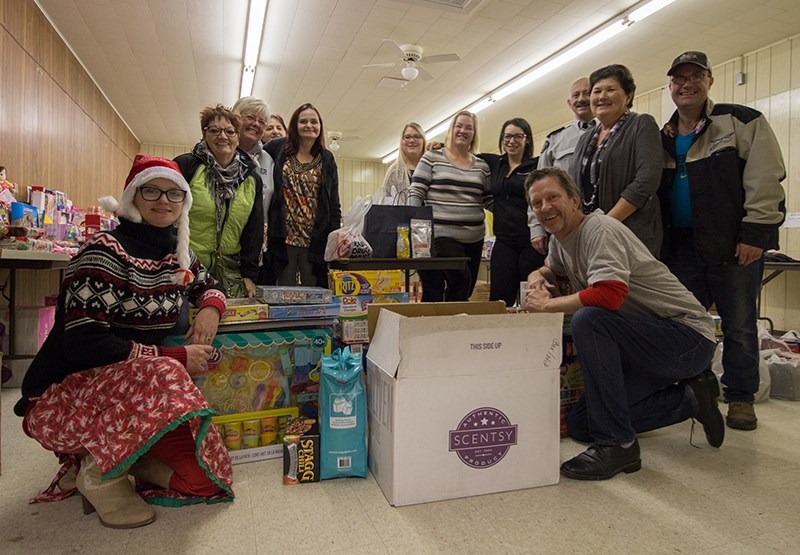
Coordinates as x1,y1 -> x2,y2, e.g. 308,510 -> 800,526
326,131 -> 361,153
363,39 -> 460,87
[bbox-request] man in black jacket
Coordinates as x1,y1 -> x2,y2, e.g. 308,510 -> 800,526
659,51 -> 786,431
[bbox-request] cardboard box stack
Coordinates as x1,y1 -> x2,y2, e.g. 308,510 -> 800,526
328,270 -> 407,351
255,285 -> 339,320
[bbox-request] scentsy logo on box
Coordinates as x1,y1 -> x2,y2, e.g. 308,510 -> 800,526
448,407 -> 517,469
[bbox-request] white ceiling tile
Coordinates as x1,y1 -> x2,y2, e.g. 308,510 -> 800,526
33,0 -> 800,159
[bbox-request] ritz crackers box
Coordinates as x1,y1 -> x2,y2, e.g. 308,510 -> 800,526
366,302 -> 562,506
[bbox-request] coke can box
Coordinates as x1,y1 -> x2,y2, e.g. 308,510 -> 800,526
163,328 -> 331,415
213,407 -> 298,464
335,315 -> 370,344
365,302 -> 562,506
328,270 -> 404,296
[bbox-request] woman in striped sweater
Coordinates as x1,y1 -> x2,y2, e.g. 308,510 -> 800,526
407,111 -> 492,301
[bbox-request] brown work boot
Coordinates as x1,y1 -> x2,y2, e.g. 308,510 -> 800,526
726,401 -> 757,431
130,455 -> 174,489
76,456 -> 156,529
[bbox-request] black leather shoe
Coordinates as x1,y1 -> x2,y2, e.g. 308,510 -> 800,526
687,369 -> 725,447
560,439 -> 641,480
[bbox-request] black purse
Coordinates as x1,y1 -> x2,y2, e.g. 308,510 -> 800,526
362,205 -> 434,258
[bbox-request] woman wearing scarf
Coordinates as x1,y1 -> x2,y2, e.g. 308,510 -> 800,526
175,104 -> 264,298
568,64 -> 663,257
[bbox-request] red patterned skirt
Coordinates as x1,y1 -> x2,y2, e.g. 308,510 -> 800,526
23,356 -> 234,506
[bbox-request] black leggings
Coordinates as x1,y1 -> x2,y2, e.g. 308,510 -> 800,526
418,237 -> 483,302
489,238 -> 546,306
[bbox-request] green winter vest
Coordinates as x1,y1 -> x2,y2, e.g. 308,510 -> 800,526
187,165 -> 257,276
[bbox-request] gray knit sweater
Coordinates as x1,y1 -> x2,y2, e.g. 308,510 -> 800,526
407,149 -> 491,244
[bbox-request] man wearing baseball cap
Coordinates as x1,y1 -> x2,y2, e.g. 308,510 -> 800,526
659,51 -> 786,431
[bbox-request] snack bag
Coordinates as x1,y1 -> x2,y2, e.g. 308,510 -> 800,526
320,347 -> 367,479
410,218 -> 432,258
396,223 -> 410,258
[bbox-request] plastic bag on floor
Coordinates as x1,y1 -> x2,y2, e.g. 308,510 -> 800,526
320,346 -> 367,479
765,351 -> 800,401
711,341 -> 771,403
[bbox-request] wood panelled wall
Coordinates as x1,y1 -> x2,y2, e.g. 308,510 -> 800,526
0,0 -> 139,209
533,38 -> 800,331
140,144 -> 194,161
0,0 -> 139,306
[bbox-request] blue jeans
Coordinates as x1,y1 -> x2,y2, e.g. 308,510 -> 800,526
664,232 -> 762,402
568,307 -> 715,445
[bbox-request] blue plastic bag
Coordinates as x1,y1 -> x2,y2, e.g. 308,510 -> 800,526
320,346 -> 367,479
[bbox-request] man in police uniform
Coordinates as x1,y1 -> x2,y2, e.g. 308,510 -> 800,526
537,77 -> 595,170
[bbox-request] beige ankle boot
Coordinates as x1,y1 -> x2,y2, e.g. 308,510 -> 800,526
130,455 -> 174,489
76,456 -> 156,529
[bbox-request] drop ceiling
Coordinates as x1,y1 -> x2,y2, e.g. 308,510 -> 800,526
36,0 -> 800,160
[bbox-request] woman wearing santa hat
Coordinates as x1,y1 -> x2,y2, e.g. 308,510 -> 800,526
174,104 -> 264,298
14,154 -> 234,529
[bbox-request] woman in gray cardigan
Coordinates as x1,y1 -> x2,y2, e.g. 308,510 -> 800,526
569,64 -> 663,257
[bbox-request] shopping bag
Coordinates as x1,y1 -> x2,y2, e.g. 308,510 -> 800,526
362,205 -> 434,258
324,196 -> 373,261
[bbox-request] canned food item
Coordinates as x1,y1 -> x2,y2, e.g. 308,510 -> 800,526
223,421 -> 243,451
242,419 -> 261,448
260,416 -> 278,446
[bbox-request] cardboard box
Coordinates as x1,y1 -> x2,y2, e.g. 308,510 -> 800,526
560,362 -> 584,438
335,293 -> 409,315
335,315 -> 369,344
283,422 -> 321,484
266,303 -> 339,320
256,286 -> 333,305
191,298 -> 269,323
365,302 -> 562,506
5,306 -> 56,356
328,270 -> 404,296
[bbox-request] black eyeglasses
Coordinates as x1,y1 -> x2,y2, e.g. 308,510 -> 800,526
669,72 -> 708,86
138,186 -> 187,203
503,133 -> 526,143
204,126 -> 238,137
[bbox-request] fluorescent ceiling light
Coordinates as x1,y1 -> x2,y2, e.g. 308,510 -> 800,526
240,0 -> 268,98
380,0 -> 676,163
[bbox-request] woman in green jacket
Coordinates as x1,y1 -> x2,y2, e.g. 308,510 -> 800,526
175,104 -> 263,298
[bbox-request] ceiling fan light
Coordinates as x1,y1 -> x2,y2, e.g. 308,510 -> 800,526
328,140 -> 340,152
401,65 -> 419,81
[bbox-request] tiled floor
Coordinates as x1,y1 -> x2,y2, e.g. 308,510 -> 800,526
1,387 -> 798,554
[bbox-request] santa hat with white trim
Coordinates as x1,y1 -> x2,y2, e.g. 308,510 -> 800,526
98,153 -> 194,284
